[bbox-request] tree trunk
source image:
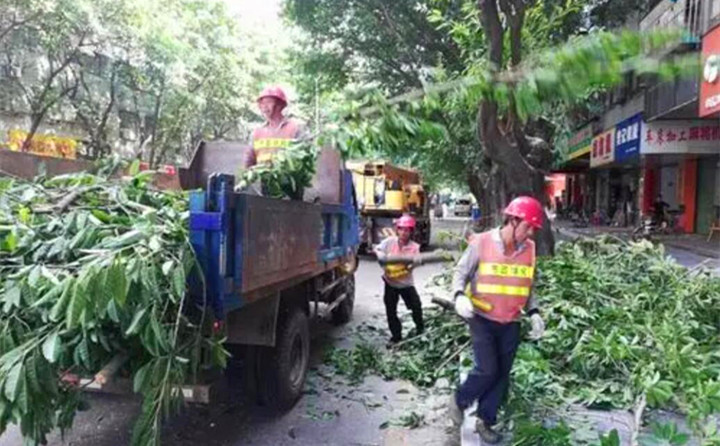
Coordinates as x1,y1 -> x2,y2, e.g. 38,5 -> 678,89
147,80 -> 165,167
475,0 -> 555,255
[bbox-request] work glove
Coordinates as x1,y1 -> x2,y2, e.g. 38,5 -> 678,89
529,313 -> 545,340
454,294 -> 474,320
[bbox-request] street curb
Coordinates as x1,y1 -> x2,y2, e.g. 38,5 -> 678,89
659,240 -> 720,259
555,227 -> 720,260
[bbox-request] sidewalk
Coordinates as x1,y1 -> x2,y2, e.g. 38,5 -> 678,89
554,221 -> 720,275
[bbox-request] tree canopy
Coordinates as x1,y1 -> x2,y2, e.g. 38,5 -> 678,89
287,0 -> 696,253
0,0 -> 284,164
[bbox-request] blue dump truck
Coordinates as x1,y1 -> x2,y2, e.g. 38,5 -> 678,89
177,141 -> 360,409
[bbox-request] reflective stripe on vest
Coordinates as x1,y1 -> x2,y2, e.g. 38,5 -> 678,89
475,283 -> 531,296
253,138 -> 293,150
472,231 -> 535,323
253,138 -> 293,164
385,263 -> 410,279
382,238 -> 419,281
478,263 -> 534,279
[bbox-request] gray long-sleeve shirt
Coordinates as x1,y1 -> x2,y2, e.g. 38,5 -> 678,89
452,228 -> 538,313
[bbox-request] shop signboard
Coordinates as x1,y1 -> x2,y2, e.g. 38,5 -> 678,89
590,128 -> 615,168
565,125 -> 592,161
700,24 -> 720,117
614,114 -> 643,162
640,121 -> 720,154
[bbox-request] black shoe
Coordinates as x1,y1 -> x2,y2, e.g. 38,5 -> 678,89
386,337 -> 401,348
476,420 -> 502,444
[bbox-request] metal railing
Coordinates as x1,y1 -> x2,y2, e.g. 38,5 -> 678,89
644,75 -> 699,120
640,0 -> 703,43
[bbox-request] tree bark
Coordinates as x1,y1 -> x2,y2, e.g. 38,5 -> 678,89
475,0 -> 554,255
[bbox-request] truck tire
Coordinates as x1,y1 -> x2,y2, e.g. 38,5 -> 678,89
257,308 -> 310,411
331,275 -> 355,325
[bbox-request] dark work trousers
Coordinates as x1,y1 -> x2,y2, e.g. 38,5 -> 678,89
383,282 -> 424,341
455,315 -> 521,425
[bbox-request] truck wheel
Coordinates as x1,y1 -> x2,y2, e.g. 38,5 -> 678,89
332,275 -> 355,325
257,308 -> 310,411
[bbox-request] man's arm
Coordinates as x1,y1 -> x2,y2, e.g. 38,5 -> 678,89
525,286 -> 539,316
374,238 -> 390,261
452,242 -> 479,299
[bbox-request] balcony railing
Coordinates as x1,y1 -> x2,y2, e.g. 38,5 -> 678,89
644,75 -> 699,120
640,0 -> 703,44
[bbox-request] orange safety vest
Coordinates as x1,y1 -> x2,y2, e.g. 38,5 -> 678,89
252,119 -> 302,165
471,231 -> 535,324
383,238 -> 420,281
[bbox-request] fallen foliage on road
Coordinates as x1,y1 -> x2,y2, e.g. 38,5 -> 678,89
325,237 -> 720,443
0,163 -> 226,445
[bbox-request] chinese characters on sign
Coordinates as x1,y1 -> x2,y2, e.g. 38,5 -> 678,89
565,125 -> 593,161
590,128 -> 615,168
641,121 -> 720,154
614,113 -> 643,162
5,130 -> 78,159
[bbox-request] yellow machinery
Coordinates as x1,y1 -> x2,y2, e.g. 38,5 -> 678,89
347,160 -> 430,250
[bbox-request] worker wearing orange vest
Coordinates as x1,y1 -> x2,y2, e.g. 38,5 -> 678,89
374,215 -> 424,346
449,196 -> 546,444
249,86 -> 304,166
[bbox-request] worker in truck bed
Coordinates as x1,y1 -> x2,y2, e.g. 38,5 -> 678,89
449,196 -> 546,444
374,214 -> 424,346
247,85 -> 305,167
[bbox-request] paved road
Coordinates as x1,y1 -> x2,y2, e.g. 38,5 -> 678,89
1,220 -> 469,446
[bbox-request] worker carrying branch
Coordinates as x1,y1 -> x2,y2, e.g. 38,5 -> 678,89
374,214 -> 425,346
449,196 -> 546,444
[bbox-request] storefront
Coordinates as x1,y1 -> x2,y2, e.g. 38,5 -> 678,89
695,24 -> 720,234
590,127 -> 615,223
613,114 -> 643,226
640,120 -> 720,233
558,124 -> 594,213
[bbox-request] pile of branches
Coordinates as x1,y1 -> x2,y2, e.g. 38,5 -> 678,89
237,140 -> 317,200
326,237 -> 720,440
0,166 -> 226,445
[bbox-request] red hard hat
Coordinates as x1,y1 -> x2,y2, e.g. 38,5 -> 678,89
504,196 -> 543,229
257,86 -> 288,108
395,214 -> 416,229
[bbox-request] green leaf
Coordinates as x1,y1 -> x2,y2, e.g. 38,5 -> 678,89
3,363 -> 22,402
25,354 -> 42,394
42,333 -> 61,363
133,362 -> 152,393
106,262 -> 128,307
16,369 -> 28,414
28,266 -> 41,287
129,159 -> 141,176
148,236 -> 161,252
66,281 -> 87,330
150,317 -> 167,353
77,337 -> 91,369
161,261 -> 174,276
2,285 -> 21,311
49,280 -> 73,322
125,309 -> 147,336
1,232 -> 17,252
107,299 -> 120,323
172,267 -> 186,298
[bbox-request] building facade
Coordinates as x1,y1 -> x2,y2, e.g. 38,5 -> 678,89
556,0 -> 720,235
